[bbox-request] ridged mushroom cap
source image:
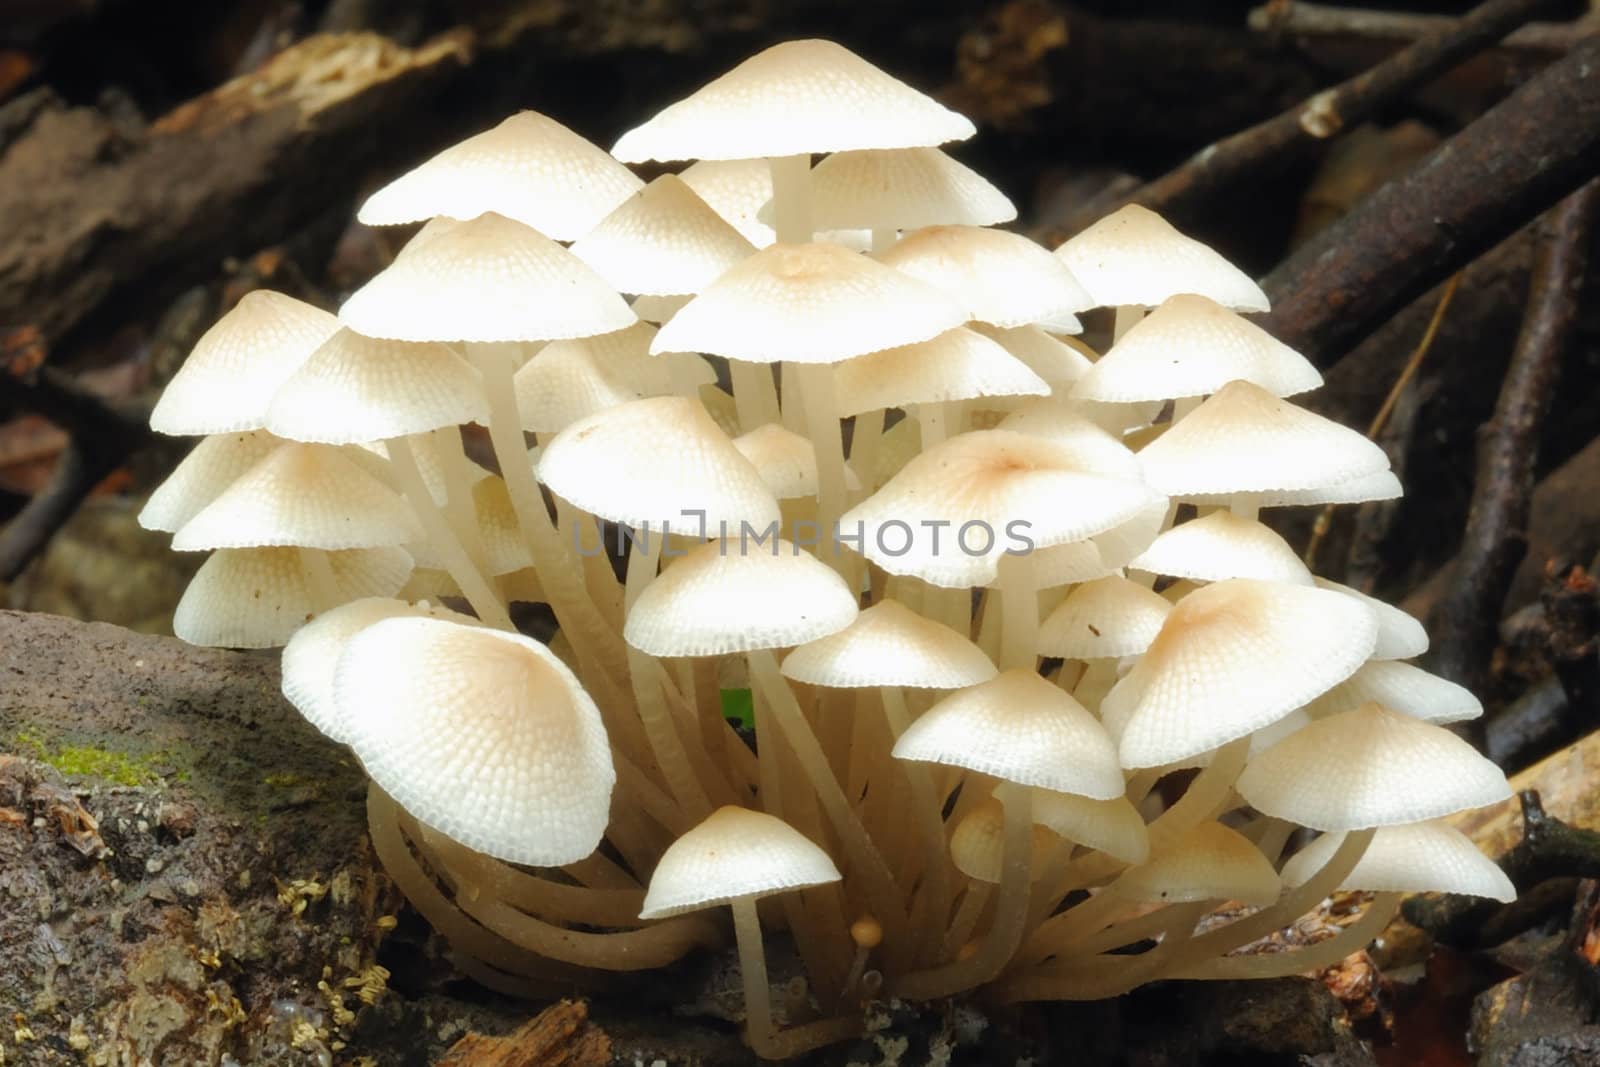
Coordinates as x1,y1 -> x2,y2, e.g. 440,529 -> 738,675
139,430 -> 282,533
356,111 -> 641,239
569,174 -> 757,296
640,806 -> 841,919
1039,575 -> 1173,660
971,325 -> 1094,389
612,39 -> 975,162
832,327 -> 1049,415
1032,791 -> 1150,865
336,617 -> 614,866
803,147 -> 1015,231
877,225 -> 1093,328
624,538 -> 858,657
1105,578 -> 1377,768
1116,821 -> 1280,905
1071,294 -> 1321,402
679,158 -> 776,247
512,323 -> 693,434
151,291 -> 340,435
1237,702 -> 1512,830
1313,577 -> 1429,659
1306,660 -> 1482,725
731,424 -> 832,501
781,598 -> 998,689
340,212 -> 636,343
1128,511 -> 1314,586
1053,204 -> 1269,312
1281,821 -> 1515,902
949,797 -> 1059,883
994,402 -> 1143,479
893,669 -> 1123,798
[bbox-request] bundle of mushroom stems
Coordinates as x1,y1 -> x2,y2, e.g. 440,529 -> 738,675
142,40 -> 1517,1059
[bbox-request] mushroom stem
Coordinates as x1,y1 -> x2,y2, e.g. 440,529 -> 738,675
994,903 -> 1207,1003
1112,305 -> 1143,342
998,552 -> 1039,672
870,227 -> 896,253
847,408 -> 884,501
916,401 -> 949,449
296,547 -> 342,615
732,895 -> 863,1059
880,685 -> 952,928
796,362 -> 849,566
768,153 -> 813,244
730,360 -> 782,433
1167,892 -> 1402,981
943,883 -> 991,955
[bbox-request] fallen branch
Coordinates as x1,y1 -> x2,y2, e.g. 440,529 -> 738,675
1249,1 -> 1598,53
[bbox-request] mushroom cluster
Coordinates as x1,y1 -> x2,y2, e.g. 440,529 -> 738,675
144,39 -> 1515,1057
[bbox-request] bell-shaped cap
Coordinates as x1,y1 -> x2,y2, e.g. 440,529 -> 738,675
171,443 -> 421,551
1039,575 -> 1172,660
994,401 -> 1143,479
1281,820 -> 1515,902
833,327 -> 1049,415
570,174 -> 757,296
139,430 -> 282,533
336,617 -> 614,865
894,669 -> 1123,798
624,538 -> 858,657
878,225 -> 1093,328
1032,791 -> 1149,865
1106,578 -> 1377,768
152,291 -> 340,436
1022,500 -> 1169,591
1053,204 -> 1269,312
972,326 -> 1093,390
340,212 -> 636,343
652,241 -> 966,364
1237,702 -> 1512,830
731,423 -> 838,501
356,111 -> 642,239
266,328 -> 487,445
950,797 -> 1058,883
539,396 -> 781,534
512,322 -> 681,434
781,598 -> 998,689
802,146 -> 1015,232
1314,577 -> 1428,659
1116,821 -> 1280,905
1072,295 -> 1320,403
1128,511 -> 1314,586
173,546 -> 413,648
679,158 -> 776,247
640,806 -> 841,918
1306,659 -> 1481,724
612,39 -> 975,163
1137,381 -> 1391,499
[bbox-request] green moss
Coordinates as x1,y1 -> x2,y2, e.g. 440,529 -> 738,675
13,730 -> 175,787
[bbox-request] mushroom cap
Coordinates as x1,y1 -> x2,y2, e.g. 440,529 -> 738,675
623,538 -> 858,657
780,598 -> 998,689
1105,578 -> 1378,769
340,212 -> 636,343
1053,204 -> 1269,312
356,111 -> 642,239
972,325 -> 1094,390
893,669 -> 1124,798
993,402 -> 1143,479
1313,577 -> 1429,659
640,806 -> 841,918
1032,791 -> 1150,865
1136,380 -> 1391,498
651,241 -> 966,364
139,430 -> 283,533
1281,821 -> 1515,902
511,322 -> 687,434
877,225 -> 1094,328
949,797 -> 1059,883
336,617 -> 614,866
1020,499 -> 1169,591
612,39 -> 975,163
569,174 -> 757,296
171,443 -> 421,551
1128,511 -> 1314,586
1070,294 -> 1321,402
832,327 -> 1049,416
731,423 -> 831,501
151,291 -> 340,436
265,328 -> 487,445
1116,821 -> 1280,906
538,395 -> 781,534
679,158 -> 777,247
401,476 -> 534,577
173,546 -> 413,649
1039,574 -> 1173,660
1306,660 -> 1482,725
1237,702 -> 1512,830
802,146 -> 1015,231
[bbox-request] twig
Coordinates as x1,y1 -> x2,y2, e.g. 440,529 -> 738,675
1430,181 -> 1599,730
1249,2 -> 1598,54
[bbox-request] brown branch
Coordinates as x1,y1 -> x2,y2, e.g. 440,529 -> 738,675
1249,2 -> 1599,53
1430,181 -> 1600,727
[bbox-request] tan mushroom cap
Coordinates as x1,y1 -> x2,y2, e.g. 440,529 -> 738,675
1105,578 -> 1378,769
1305,659 -> 1482,725
1237,702 -> 1512,830
1314,577 -> 1429,659
651,241 -> 966,364
893,669 -> 1124,798
731,423 -> 851,501
139,430 -> 283,533
1018,499 -> 1169,591
336,617 -> 615,866
1281,821 -> 1515,902
679,158 -> 777,247
1071,294 -> 1321,403
971,326 -> 1094,391
877,225 -> 1093,329
612,39 -> 976,163
1128,511 -> 1314,586
512,322 -> 687,434
1116,821 -> 1280,906
538,396 -> 781,535
1032,791 -> 1150,866
339,212 -> 636,343
832,327 -> 1049,415
151,291 -> 340,436
994,402 -> 1143,480
171,443 -> 421,552
781,598 -> 999,689
1136,380 -> 1391,498
173,545 -> 413,649
569,174 -> 757,296
640,806 -> 841,919
356,111 -> 642,239
1039,575 -> 1173,660
1053,204 -> 1269,312
265,328 -> 487,445
800,146 -> 1016,231
624,537 -> 858,657
950,798 -> 1060,883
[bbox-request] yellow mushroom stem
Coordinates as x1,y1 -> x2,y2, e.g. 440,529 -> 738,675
1165,892 -> 1401,981
730,894 -> 863,1059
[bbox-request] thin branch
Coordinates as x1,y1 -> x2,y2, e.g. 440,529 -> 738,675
1249,2 -> 1598,54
